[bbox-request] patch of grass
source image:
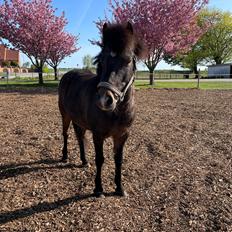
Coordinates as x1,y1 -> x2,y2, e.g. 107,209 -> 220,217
0,74 -> 58,84
0,79 -> 59,89
1,78 -> 232,90
134,80 -> 232,89
199,82 -> 232,89
135,81 -> 197,89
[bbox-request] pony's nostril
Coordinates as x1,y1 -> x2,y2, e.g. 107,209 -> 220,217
97,90 -> 115,111
106,95 -> 113,107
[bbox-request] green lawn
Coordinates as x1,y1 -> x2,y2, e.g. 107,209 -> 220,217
135,80 -> 232,89
0,78 -> 59,88
135,81 -> 197,89
1,78 -> 232,90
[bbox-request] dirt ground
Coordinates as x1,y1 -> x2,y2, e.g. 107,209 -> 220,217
0,88 -> 232,231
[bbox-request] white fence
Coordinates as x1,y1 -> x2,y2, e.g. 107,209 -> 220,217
0,71 -> 66,80
1,71 -> 232,89
135,73 -> 232,80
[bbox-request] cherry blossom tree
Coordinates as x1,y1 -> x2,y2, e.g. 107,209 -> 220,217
0,0 -> 78,84
46,32 -> 79,80
104,0 -> 209,85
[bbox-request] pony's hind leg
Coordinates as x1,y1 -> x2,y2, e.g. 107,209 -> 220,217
72,122 -> 88,166
61,115 -> 71,162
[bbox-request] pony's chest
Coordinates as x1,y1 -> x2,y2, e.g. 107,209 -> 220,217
86,105 -> 135,135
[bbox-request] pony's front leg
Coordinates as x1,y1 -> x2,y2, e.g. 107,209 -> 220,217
93,134 -> 104,197
113,132 -> 128,197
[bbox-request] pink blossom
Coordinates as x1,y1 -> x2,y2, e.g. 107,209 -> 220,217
99,0 -> 209,83
0,0 -> 79,83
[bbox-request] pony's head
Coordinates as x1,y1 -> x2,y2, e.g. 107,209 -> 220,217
95,22 -> 144,111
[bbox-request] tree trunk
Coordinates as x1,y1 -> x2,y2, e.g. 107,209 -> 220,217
38,66 -> 43,85
144,60 -> 157,85
214,56 -> 222,65
149,69 -> 154,85
54,66 -> 58,80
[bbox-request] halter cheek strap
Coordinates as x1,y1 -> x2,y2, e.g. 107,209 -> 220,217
97,74 -> 135,102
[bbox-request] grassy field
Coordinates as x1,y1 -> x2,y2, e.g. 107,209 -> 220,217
135,80 -> 232,89
1,77 -> 232,90
0,76 -> 59,88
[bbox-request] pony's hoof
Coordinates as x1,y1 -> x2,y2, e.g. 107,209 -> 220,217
94,192 -> 105,198
81,161 -> 89,167
114,189 -> 128,197
93,188 -> 104,198
61,158 -> 68,163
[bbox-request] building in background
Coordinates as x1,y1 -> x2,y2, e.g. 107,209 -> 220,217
0,44 -> 27,73
208,64 -> 232,78
0,44 -> 20,66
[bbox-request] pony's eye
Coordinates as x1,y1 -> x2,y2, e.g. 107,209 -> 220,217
110,52 -> 116,57
125,57 -> 132,65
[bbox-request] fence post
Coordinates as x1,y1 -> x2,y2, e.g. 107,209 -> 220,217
197,69 -> 200,89
6,69 -> 9,86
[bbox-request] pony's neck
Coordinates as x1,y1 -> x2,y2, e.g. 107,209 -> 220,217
114,85 -> 135,126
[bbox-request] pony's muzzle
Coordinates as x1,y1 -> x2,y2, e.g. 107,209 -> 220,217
97,89 -> 117,111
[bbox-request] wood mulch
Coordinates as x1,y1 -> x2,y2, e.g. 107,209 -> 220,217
0,89 -> 231,231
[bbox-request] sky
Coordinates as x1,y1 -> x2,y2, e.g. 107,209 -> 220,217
20,0 -> 232,70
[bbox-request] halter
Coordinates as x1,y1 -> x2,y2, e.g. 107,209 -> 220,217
97,73 -> 135,102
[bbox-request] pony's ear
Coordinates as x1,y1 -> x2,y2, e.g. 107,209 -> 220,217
134,40 -> 147,59
126,22 -> 133,34
103,23 -> 108,33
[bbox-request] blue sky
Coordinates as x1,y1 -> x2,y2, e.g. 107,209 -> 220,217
20,0 -> 232,70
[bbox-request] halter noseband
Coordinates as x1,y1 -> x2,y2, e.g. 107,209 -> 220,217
97,73 -> 135,102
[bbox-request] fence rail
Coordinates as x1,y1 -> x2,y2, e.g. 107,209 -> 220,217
0,71 -> 231,80
0,71 -> 232,89
135,73 -> 232,80
0,71 -> 65,79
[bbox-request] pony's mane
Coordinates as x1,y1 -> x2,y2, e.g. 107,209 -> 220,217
102,23 -> 135,54
93,52 -> 103,76
94,23 -> 143,75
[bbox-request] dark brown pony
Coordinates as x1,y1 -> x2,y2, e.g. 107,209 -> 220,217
58,22 -> 144,197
